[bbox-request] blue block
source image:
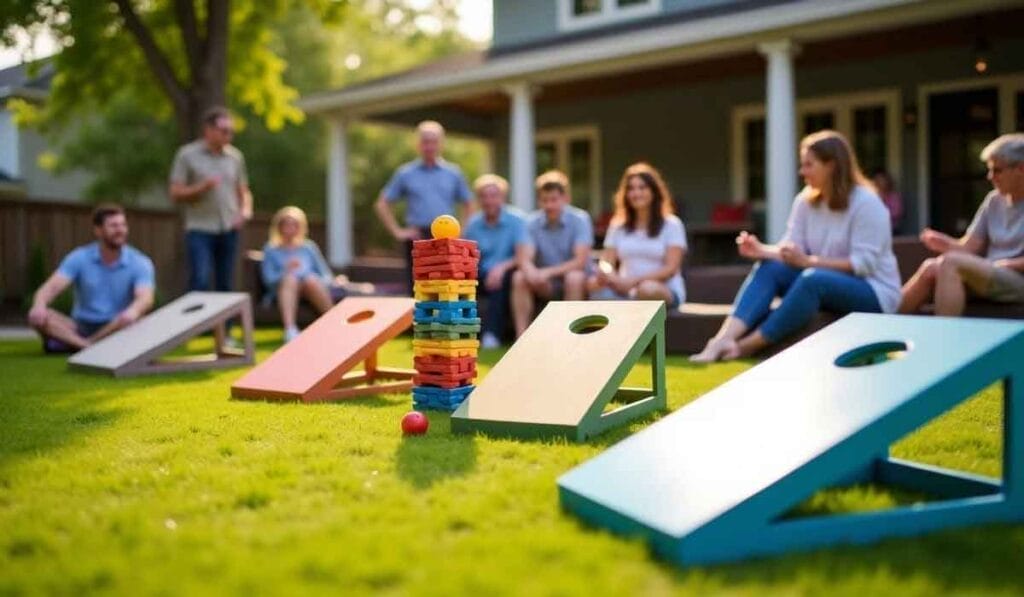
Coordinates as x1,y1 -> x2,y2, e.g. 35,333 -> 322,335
558,314 -> 1024,566
412,384 -> 475,412
414,301 -> 479,325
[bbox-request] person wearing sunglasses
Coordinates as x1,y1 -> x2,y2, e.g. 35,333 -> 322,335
900,134 -> 1024,315
169,106 -> 253,298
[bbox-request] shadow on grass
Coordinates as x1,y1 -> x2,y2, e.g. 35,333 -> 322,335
0,339 -> 225,469
672,523 -> 1024,593
394,412 -> 477,489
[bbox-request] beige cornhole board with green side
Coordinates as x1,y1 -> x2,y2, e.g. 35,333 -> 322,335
451,301 -> 667,442
68,291 -> 254,377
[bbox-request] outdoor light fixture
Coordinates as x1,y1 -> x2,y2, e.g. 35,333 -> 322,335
973,35 -> 990,75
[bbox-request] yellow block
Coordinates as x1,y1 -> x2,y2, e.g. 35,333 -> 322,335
412,339 -> 480,349
413,347 -> 479,358
414,279 -> 478,292
415,291 -> 477,302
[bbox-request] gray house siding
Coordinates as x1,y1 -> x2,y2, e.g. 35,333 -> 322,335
493,0 -> 559,49
492,0 -> 751,50
488,37 -> 1024,230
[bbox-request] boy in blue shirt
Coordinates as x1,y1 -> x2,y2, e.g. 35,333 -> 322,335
462,174 -> 529,348
28,204 -> 155,352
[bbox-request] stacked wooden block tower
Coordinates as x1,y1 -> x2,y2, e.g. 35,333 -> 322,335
410,229 -> 480,412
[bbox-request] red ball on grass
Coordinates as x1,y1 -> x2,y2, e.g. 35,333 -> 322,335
401,411 -> 429,435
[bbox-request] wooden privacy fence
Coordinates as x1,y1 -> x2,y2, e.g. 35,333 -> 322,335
0,198 -> 325,305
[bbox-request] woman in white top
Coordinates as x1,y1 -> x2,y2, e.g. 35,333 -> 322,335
588,162 -> 687,306
691,130 -> 901,362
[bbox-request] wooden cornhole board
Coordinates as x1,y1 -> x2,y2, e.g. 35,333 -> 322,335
451,301 -> 667,441
231,297 -> 415,402
558,313 -> 1024,566
68,291 -> 254,377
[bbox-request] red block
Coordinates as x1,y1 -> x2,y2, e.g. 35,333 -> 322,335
414,355 -> 476,374
412,238 -> 480,258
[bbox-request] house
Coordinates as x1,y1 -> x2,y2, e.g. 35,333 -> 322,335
300,0 -> 1024,267
0,61 -> 98,201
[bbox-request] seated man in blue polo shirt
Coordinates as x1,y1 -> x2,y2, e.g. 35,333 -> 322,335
373,120 -> 474,294
28,204 -> 156,352
511,170 -> 594,338
462,174 -> 529,349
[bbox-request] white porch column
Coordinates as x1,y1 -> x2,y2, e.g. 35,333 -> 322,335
758,40 -> 799,242
505,82 -> 536,211
326,117 -> 353,267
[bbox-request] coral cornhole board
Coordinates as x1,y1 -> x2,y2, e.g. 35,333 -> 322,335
451,301 -> 668,441
68,291 -> 254,377
558,313 -> 1024,566
231,297 -> 415,402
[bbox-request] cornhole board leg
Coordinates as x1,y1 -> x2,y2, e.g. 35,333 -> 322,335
310,350 -> 416,402
559,314 -> 1024,566
68,292 -> 255,377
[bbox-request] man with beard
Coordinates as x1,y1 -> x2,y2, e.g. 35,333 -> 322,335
28,204 -> 156,351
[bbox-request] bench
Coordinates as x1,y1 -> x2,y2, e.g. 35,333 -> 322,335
666,237 -> 1024,354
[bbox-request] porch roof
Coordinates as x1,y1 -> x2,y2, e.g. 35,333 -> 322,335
298,0 -> 1013,119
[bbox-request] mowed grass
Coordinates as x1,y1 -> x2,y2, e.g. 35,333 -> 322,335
1,330 -> 1022,596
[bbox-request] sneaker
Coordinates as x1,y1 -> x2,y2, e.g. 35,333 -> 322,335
480,331 -> 501,349
284,326 -> 301,343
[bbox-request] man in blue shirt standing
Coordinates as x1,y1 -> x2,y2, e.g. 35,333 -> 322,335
512,170 -> 594,338
462,174 -> 529,348
374,120 -> 474,293
28,204 -> 156,352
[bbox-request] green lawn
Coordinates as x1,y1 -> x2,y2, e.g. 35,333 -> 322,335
0,331 -> 1021,596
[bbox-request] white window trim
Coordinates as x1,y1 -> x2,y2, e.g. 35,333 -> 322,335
730,88 -> 902,202
557,0 -> 662,33
916,73 -> 1024,230
535,125 -> 603,216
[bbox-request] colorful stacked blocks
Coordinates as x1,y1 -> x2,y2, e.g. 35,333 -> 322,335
411,235 -> 480,412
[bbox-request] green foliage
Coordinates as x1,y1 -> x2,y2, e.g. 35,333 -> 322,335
4,2 -> 489,255
22,243 -> 72,312
0,336 -> 1021,595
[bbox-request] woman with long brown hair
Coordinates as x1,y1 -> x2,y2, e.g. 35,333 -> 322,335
588,162 -> 687,306
691,130 -> 901,361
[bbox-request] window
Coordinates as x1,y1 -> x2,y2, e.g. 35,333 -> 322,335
558,0 -> 661,31
535,126 -> 602,216
731,90 -> 901,203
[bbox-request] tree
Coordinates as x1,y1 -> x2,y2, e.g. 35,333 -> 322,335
1,0 -> 344,142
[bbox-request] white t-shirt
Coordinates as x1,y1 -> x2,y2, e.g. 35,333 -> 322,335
605,214 -> 688,303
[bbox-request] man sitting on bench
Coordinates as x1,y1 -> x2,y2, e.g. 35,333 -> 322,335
28,204 -> 155,351
900,134 -> 1024,315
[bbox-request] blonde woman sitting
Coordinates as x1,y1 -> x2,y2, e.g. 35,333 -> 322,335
261,206 -> 338,341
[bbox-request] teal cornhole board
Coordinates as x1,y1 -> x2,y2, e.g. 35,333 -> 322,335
558,313 -> 1024,566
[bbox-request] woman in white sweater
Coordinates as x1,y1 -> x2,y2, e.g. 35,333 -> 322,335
692,130 -> 901,362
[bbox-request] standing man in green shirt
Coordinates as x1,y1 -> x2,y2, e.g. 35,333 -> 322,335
169,106 -> 253,294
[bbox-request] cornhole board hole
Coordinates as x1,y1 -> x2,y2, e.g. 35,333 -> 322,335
451,301 -> 667,442
231,297 -> 415,402
68,291 -> 254,377
558,313 -> 1024,566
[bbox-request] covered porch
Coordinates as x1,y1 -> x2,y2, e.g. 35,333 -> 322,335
300,0 -> 1024,267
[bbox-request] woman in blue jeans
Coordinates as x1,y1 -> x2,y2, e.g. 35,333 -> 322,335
691,130 -> 902,362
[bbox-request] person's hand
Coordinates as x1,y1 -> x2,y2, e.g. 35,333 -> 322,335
394,227 -> 423,242
201,176 -> 221,192
609,275 -> 636,295
28,305 -> 48,328
116,306 -> 142,326
779,241 -> 811,268
287,258 -> 301,272
920,228 -> 949,253
230,213 -> 246,230
484,267 -> 505,292
736,231 -> 763,260
525,267 -> 547,287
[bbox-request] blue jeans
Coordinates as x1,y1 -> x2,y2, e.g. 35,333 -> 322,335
479,268 -> 514,341
732,260 -> 882,343
186,230 -> 239,292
